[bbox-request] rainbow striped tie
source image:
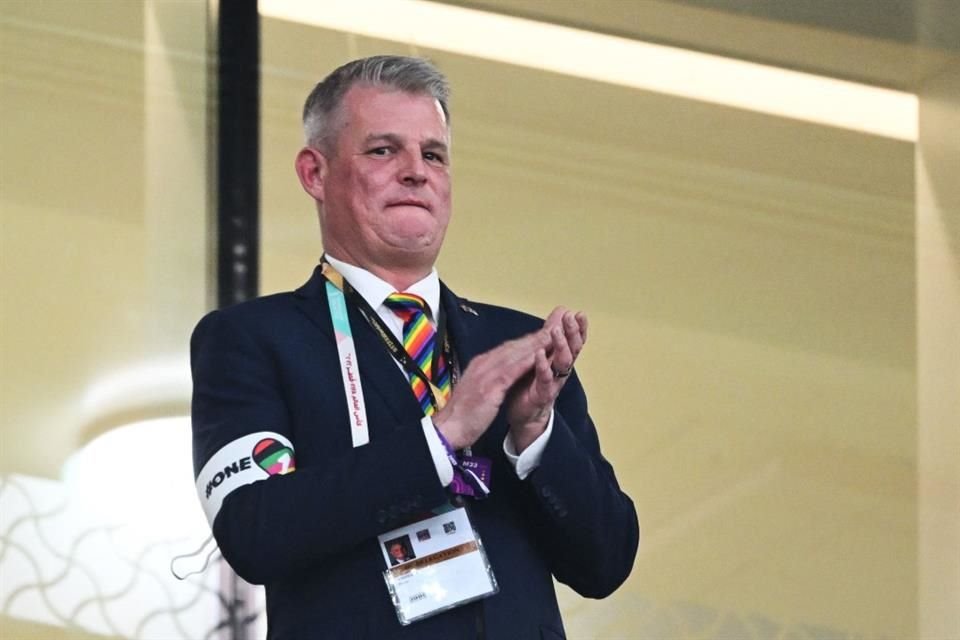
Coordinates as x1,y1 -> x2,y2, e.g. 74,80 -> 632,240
384,293 -> 450,415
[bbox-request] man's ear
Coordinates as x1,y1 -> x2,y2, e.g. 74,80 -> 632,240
294,147 -> 327,201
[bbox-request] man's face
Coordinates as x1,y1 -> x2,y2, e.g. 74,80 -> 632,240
317,84 -> 451,272
389,543 -> 406,560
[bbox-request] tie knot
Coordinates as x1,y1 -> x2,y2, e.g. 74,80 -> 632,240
384,292 -> 428,316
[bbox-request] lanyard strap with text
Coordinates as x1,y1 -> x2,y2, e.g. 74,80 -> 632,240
321,260 -> 488,497
322,263 -> 371,448
321,260 -> 458,416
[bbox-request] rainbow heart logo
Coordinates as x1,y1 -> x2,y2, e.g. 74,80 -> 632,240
252,438 -> 296,476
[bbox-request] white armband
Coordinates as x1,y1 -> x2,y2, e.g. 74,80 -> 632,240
195,431 -> 295,525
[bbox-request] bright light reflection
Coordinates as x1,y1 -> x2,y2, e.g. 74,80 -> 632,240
81,358 -> 191,420
260,0 -> 917,141
62,416 -> 208,539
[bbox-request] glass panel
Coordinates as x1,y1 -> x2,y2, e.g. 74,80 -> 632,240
260,10 -> 923,640
0,2 -> 224,637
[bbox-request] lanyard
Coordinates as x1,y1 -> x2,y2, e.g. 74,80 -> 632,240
321,260 -> 486,496
321,260 -> 458,416
323,264 -> 371,448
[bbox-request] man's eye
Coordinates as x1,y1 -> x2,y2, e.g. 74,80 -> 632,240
424,151 -> 447,164
367,147 -> 392,156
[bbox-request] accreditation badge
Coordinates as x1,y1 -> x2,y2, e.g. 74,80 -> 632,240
378,505 -> 498,625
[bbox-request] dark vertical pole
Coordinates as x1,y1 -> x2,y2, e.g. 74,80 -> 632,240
209,1 -> 259,639
217,0 -> 259,309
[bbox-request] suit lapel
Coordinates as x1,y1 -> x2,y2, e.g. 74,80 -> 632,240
440,284 -> 507,455
439,283 -> 482,372
292,271 -> 502,448
294,267 -> 423,428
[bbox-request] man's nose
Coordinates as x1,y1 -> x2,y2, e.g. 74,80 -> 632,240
398,151 -> 427,186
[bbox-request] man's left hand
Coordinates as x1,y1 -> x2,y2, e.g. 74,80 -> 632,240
505,306 -> 588,453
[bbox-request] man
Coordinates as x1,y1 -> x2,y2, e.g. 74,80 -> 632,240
386,539 -> 414,566
192,56 -> 638,639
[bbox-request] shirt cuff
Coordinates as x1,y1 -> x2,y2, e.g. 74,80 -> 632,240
421,416 -> 454,486
503,410 -> 554,480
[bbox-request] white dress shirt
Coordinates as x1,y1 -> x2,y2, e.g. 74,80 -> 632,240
325,255 -> 552,483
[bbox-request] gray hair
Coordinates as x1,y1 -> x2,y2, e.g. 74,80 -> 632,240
302,55 -> 450,152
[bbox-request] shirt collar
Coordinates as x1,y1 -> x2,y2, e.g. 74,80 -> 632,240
324,254 -> 441,320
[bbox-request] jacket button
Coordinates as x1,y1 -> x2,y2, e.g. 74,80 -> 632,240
540,486 -> 553,498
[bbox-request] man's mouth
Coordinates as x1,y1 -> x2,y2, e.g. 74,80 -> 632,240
387,199 -> 430,211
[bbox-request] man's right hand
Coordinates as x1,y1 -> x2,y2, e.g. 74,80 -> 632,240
432,329 -> 552,450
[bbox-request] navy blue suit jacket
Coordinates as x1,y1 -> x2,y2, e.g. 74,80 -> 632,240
191,266 -> 639,639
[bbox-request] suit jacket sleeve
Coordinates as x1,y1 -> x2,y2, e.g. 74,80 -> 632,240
520,369 -> 639,598
190,307 -> 449,585
441,295 -> 639,601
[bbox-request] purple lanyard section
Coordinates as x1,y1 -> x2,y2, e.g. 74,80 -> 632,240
435,430 -> 492,499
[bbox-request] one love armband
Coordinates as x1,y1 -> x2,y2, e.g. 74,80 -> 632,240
194,431 -> 296,525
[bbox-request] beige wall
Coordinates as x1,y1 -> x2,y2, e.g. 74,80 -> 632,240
259,20 -> 926,640
261,22 -> 918,639
0,0 -> 207,476
1,1 -> 210,637
917,54 -> 960,640
1,0 -> 957,638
